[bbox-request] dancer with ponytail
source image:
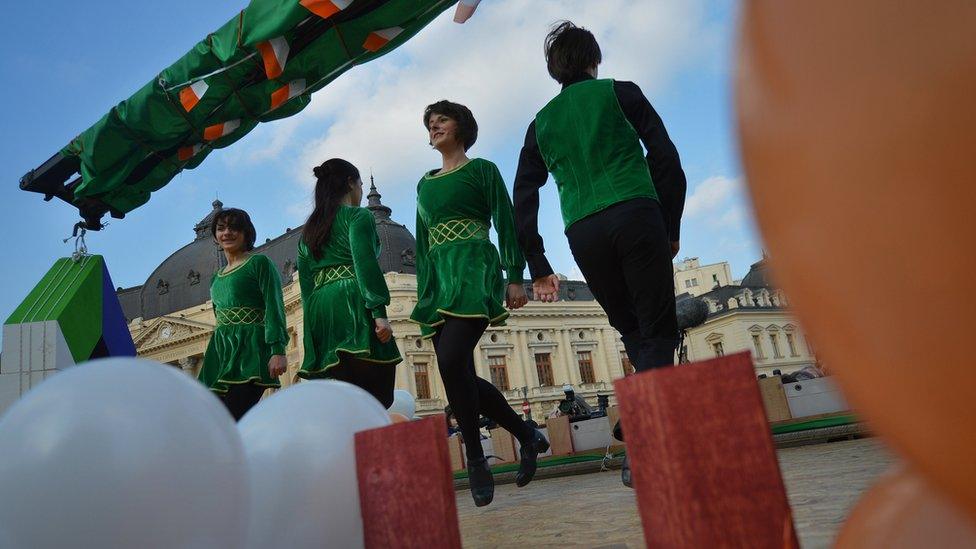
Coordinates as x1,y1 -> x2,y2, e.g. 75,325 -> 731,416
199,208 -> 288,420
410,100 -> 548,507
297,158 -> 402,407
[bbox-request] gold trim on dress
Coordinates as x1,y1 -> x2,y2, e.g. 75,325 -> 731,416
313,264 -> 355,289
215,306 -> 265,326
428,219 -> 489,248
217,254 -> 254,277
423,159 -> 472,179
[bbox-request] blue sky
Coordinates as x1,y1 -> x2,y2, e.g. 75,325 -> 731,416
0,0 -> 760,338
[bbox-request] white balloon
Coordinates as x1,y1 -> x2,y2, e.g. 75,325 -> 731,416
0,357 -> 248,549
387,389 -> 416,419
238,380 -> 391,549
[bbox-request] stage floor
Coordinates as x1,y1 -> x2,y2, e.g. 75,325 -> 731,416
455,437 -> 895,548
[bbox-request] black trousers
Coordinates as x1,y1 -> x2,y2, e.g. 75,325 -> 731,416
433,317 -> 534,461
327,357 -> 397,409
566,198 -> 678,372
221,382 -> 267,421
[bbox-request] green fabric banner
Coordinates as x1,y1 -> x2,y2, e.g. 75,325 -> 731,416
61,0 -> 456,214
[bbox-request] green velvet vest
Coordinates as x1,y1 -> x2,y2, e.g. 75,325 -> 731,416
534,78 -> 658,229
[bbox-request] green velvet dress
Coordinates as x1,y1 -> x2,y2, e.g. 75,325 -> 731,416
198,254 -> 288,394
410,158 -> 526,338
297,206 -> 403,377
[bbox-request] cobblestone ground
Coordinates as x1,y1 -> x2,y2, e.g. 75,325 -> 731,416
455,438 -> 896,548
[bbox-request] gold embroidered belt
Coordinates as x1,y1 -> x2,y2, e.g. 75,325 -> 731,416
428,219 -> 489,248
314,264 -> 355,289
216,306 -> 264,326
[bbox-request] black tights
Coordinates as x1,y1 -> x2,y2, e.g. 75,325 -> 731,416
221,383 -> 267,421
327,357 -> 397,409
433,317 -> 534,461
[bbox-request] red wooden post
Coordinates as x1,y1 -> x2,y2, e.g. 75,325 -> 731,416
355,414 -> 462,549
614,351 -> 799,548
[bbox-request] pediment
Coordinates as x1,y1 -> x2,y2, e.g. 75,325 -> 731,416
704,332 -> 724,343
134,316 -> 214,350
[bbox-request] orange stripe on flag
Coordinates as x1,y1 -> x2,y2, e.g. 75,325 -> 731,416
257,37 -> 289,79
300,0 -> 352,19
270,86 -> 290,110
179,81 -> 209,112
178,144 -> 202,162
363,27 -> 404,52
204,119 -> 240,141
270,79 -> 306,110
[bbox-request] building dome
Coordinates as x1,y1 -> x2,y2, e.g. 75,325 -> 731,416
121,184 -> 418,321
366,177 -> 417,275
741,257 -> 773,288
136,199 -> 227,320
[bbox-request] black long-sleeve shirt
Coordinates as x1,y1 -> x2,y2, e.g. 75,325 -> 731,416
513,75 -> 687,280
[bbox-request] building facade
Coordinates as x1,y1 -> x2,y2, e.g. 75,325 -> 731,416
121,188 -> 815,419
673,257 -> 735,297
679,259 -> 817,375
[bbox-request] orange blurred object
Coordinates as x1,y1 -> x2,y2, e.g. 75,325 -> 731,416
736,0 -> 976,519
389,413 -> 409,424
836,466 -> 976,548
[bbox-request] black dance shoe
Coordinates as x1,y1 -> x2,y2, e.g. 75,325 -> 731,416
467,457 -> 494,507
515,429 -> 550,487
621,455 -> 632,488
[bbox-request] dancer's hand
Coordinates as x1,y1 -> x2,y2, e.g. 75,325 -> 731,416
374,318 -> 392,343
506,283 -> 528,309
670,240 -> 680,258
268,355 -> 287,378
532,274 -> 560,303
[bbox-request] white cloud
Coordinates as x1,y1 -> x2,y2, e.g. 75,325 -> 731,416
685,175 -> 740,218
243,0 -> 716,190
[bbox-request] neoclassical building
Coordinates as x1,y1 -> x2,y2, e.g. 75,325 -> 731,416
678,259 -> 818,375
119,185 -> 816,419
120,184 -> 627,420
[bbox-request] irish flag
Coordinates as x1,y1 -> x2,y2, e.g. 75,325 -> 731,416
270,80 -> 306,110
203,119 -> 241,141
257,37 -> 290,80
177,144 -> 204,162
300,0 -> 353,19
454,0 -> 482,23
363,27 -> 404,52
179,81 -> 209,112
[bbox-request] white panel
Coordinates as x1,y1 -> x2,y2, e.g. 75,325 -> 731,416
0,324 -> 24,374
28,321 -> 46,371
52,325 -> 76,371
784,377 -> 849,418
0,372 -> 21,416
29,370 -> 44,390
570,416 -> 613,452
12,321 -> 75,373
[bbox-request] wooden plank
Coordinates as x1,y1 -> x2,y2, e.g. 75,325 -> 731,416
758,376 -> 793,422
606,405 -> 625,447
544,415 -> 573,456
614,351 -> 799,548
489,428 -> 517,463
446,434 -> 465,472
355,415 -> 462,549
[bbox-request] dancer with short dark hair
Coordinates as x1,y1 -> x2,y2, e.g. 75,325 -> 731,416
199,208 -> 288,420
513,21 -> 688,486
297,158 -> 402,408
411,100 -> 549,507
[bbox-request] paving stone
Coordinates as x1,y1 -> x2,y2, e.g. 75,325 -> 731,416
455,438 -> 895,548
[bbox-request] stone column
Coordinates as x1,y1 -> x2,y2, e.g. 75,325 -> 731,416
178,356 -> 199,377
515,329 -> 535,388
559,329 -> 579,385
